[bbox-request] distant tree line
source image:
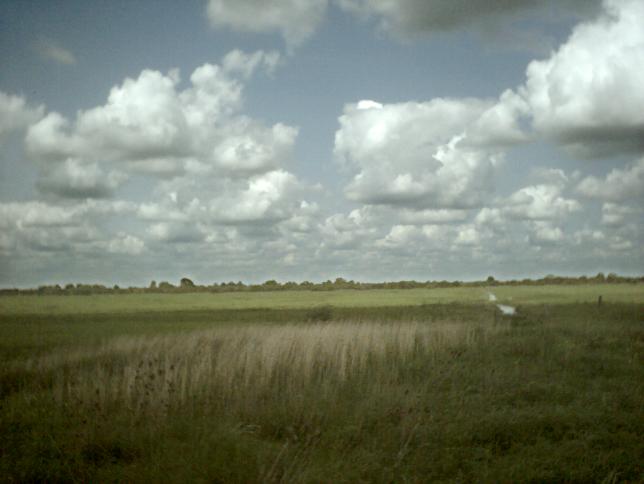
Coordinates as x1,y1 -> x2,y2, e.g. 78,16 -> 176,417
1,273 -> 642,296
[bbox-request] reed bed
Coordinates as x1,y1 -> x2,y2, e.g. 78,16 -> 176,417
17,320 -> 505,419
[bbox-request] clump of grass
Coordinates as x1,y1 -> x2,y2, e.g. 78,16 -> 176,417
306,304 -> 333,322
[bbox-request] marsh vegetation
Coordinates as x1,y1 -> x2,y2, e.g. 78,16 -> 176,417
1,286 -> 642,482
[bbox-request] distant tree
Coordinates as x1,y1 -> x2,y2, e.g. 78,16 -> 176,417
75,284 -> 92,295
158,281 -> 174,292
180,277 -> 195,288
149,280 -> 157,289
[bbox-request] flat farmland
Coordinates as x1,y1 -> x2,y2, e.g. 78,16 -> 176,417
1,283 -> 642,315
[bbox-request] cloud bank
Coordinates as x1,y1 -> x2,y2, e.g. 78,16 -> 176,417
324,0 -> 642,279
336,0 -> 601,35
2,50 -> 321,283
206,0 -> 603,50
0,0 -> 642,286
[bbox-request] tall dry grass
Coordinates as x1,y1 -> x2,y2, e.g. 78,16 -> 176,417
16,320 -> 506,418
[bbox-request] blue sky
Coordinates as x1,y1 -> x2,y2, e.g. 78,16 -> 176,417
1,0 -> 642,287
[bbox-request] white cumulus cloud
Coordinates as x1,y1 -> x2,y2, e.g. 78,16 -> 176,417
519,0 -> 644,157
25,50 -> 296,199
529,221 -> 565,245
334,97 -> 521,210
505,183 -> 581,221
207,170 -> 303,224
0,92 -> 44,139
0,200 -> 137,255
577,158 -> 644,202
107,233 -> 145,255
600,203 -> 640,227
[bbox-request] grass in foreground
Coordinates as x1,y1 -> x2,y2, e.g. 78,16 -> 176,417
1,300 -> 642,482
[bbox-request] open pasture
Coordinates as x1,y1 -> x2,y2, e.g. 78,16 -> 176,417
1,284 -> 642,482
1,283 -> 642,315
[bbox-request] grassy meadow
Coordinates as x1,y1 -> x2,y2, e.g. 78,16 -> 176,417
1,284 -> 642,482
2,283 -> 642,315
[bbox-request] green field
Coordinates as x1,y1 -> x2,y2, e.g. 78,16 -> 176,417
1,283 -> 641,315
1,284 -> 643,482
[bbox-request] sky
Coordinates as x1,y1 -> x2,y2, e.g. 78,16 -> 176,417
0,0 -> 643,287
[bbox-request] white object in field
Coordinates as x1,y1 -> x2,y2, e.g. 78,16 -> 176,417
497,304 -> 516,316
488,293 -> 497,302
